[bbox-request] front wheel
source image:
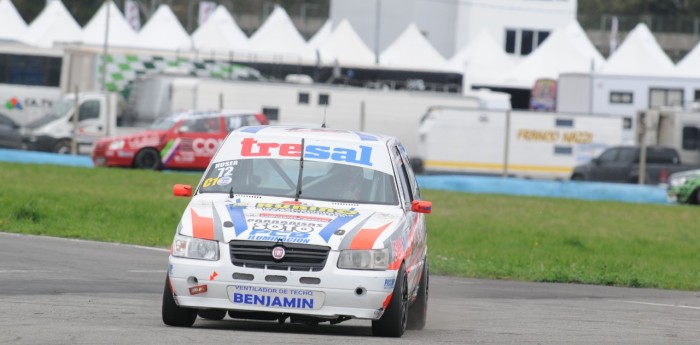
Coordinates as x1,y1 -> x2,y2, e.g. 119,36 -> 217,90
162,277 -> 197,327
407,258 -> 428,330
133,148 -> 162,170
372,263 -> 408,337
53,139 -> 71,154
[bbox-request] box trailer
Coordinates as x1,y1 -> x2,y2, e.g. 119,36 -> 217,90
418,106 -> 626,179
127,75 -> 512,155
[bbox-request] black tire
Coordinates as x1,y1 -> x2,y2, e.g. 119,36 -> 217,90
133,148 -> 162,170
198,309 -> 227,320
407,258 -> 428,330
53,139 -> 71,154
162,277 -> 197,327
372,263 -> 408,337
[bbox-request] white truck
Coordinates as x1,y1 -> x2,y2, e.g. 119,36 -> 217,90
0,84 -> 61,126
0,44 -> 64,126
21,92 -> 133,154
638,107 -> 700,166
126,75 -> 512,155
417,106 -> 627,179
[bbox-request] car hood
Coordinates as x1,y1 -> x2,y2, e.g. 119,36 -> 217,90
24,115 -> 64,130
106,130 -> 167,148
178,194 -> 406,251
572,162 -> 593,172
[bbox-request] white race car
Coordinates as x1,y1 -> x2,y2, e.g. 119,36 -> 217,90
162,126 -> 432,337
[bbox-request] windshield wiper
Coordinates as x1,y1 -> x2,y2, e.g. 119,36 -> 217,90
294,138 -> 305,201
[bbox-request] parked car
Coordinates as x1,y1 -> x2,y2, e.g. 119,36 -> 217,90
162,126 -> 432,337
0,112 -> 23,149
92,110 -> 268,170
668,169 -> 700,205
570,146 -> 700,184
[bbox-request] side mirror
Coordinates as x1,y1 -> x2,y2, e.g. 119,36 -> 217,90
411,200 -> 432,214
177,125 -> 190,133
591,158 -> 600,166
173,184 -> 192,197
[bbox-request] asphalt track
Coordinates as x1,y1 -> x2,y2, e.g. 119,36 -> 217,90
0,232 -> 698,344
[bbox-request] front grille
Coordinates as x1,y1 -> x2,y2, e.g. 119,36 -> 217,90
229,240 -> 330,272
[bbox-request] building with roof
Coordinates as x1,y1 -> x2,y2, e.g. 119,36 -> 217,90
330,0 -> 577,60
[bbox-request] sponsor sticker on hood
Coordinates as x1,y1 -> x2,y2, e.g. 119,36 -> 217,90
179,197 -> 404,249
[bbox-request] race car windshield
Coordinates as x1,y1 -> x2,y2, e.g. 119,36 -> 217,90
198,158 -> 399,205
150,118 -> 177,130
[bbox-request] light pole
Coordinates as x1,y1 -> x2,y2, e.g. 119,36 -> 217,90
101,0 -> 111,92
101,0 -> 112,137
374,0 -> 381,64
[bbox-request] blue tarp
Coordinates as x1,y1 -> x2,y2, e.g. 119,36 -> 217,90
417,175 -> 669,204
0,149 -> 93,168
0,148 -> 669,204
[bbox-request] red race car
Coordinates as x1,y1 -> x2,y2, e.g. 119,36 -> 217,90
92,110 -> 268,170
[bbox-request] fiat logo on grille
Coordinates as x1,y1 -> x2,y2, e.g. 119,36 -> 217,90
271,246 -> 285,260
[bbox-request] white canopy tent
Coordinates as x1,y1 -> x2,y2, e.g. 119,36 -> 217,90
0,0 -> 28,42
675,40 -> 700,76
448,30 -> 516,88
192,5 -> 249,52
599,23 -> 674,75
81,1 -> 137,48
248,5 -> 313,61
317,19 -> 375,67
379,23 -> 448,71
23,0 -> 81,48
134,4 -> 192,51
307,20 -> 332,51
500,21 -> 604,88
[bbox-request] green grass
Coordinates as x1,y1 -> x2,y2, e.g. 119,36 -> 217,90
424,190 -> 700,290
0,162 -> 199,247
1,162 -> 699,290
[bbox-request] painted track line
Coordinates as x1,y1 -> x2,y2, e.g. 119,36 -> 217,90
617,300 -> 700,311
0,232 -> 169,253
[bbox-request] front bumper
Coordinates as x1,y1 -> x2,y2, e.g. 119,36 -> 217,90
22,135 -> 58,152
92,149 -> 135,167
168,249 -> 397,320
667,188 -> 679,203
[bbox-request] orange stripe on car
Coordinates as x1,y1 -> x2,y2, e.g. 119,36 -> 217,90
191,209 -> 215,240
349,222 -> 392,250
387,217 -> 421,271
389,257 -> 402,270
382,293 -> 393,309
402,216 -> 420,262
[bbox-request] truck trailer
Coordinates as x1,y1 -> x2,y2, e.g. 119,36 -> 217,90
417,106 -> 626,179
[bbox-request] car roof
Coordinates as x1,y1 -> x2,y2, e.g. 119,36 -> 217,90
231,125 -> 396,145
166,109 -> 259,122
611,145 -> 675,151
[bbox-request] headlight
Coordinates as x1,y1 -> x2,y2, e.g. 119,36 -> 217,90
172,235 -> 219,261
669,170 -> 700,188
108,140 -> 125,150
337,249 -> 389,270
669,176 -> 688,188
